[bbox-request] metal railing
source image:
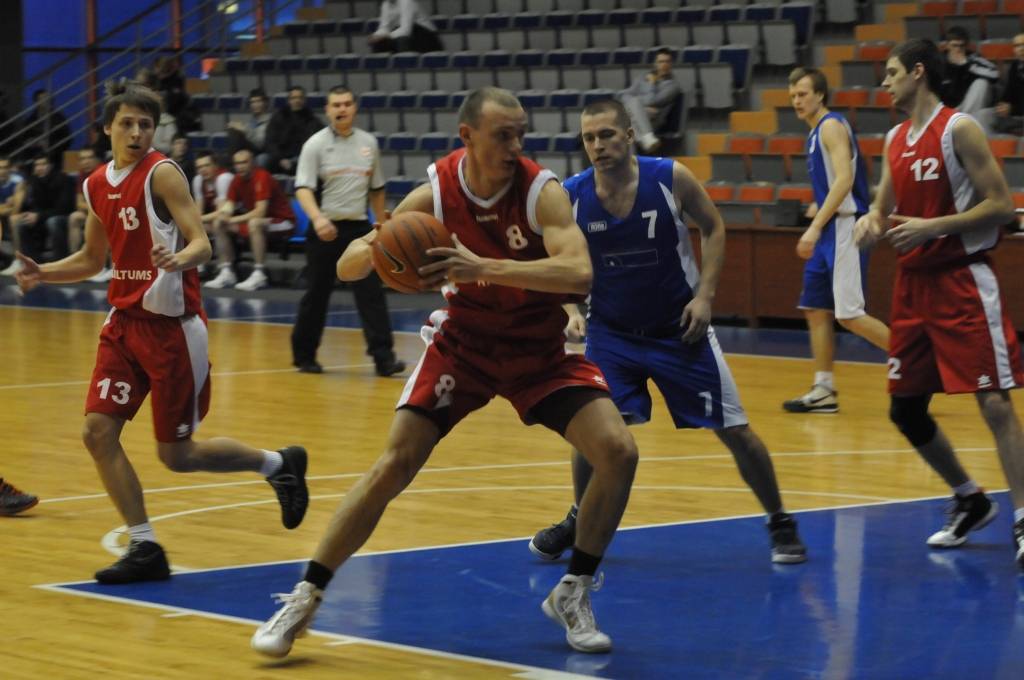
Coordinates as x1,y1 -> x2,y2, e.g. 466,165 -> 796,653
3,0 -> 307,162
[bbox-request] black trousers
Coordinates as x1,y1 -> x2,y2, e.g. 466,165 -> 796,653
290,220 -> 395,365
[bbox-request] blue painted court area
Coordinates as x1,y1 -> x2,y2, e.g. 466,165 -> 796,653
0,284 -> 888,364
50,495 -> 1024,679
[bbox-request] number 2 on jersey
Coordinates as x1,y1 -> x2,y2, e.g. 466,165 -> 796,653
910,158 -> 940,182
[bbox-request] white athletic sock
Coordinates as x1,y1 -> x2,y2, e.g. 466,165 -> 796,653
953,480 -> 980,497
261,450 -> 283,477
1014,507 -> 1024,523
128,522 -> 157,544
814,372 -> 834,391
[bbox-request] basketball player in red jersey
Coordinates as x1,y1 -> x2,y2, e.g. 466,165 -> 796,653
855,40 -> 1024,568
252,87 -> 637,657
14,84 -> 309,583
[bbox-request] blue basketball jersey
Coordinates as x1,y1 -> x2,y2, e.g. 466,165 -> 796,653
806,111 -> 870,215
564,156 -> 699,331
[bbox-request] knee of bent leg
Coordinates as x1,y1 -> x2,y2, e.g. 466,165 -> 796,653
596,428 -> 639,475
370,445 -> 424,496
82,414 -> 119,455
157,443 -> 197,473
889,396 -> 936,447
979,392 -> 1015,431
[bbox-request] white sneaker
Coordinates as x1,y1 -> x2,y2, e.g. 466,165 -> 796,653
782,384 -> 839,414
251,581 -> 323,658
0,259 -> 23,276
235,268 -> 269,291
541,573 -> 611,653
203,266 -> 237,289
87,268 -> 113,283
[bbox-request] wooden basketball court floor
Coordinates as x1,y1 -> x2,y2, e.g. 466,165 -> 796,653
3,286 -> 1023,679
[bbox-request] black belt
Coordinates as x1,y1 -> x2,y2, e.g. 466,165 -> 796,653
600,320 -> 683,339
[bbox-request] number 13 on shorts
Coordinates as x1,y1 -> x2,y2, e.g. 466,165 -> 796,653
96,377 -> 133,404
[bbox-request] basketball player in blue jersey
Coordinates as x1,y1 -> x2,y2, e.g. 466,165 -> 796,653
530,99 -> 807,564
782,67 -> 890,414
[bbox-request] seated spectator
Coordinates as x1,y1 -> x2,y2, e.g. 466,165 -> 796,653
87,121 -> 112,161
170,133 -> 196,184
368,0 -> 443,53
205,149 -> 295,291
619,48 -> 682,153
193,151 -> 233,233
265,87 -> 323,175
66,149 -> 106,276
994,33 -> 1024,135
0,155 -> 24,273
228,88 -> 272,166
152,92 -> 179,154
11,154 -> 74,264
941,26 -> 999,118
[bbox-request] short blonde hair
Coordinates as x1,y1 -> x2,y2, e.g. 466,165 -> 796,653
788,67 -> 829,105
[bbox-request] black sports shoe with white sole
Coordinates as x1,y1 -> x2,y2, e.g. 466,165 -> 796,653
94,540 -> 171,584
530,506 -> 577,560
927,491 -> 997,548
268,446 -> 309,530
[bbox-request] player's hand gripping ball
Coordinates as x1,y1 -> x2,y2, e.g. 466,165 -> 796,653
371,211 -> 454,293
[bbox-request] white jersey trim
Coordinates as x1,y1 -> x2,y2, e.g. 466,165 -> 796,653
397,308 -> 449,409
457,154 -> 512,209
968,262 -> 1017,389
427,162 -> 444,224
820,117 -> 859,216
141,159 -> 188,317
658,179 -> 701,296
526,170 -> 558,236
82,175 -> 94,215
105,153 -> 147,187
905,103 -> 944,147
940,112 -> 996,255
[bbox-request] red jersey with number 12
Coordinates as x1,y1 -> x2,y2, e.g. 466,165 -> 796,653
427,149 -> 571,349
84,150 -> 202,318
886,105 -> 998,270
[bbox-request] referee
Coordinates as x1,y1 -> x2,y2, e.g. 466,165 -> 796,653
290,86 -> 404,376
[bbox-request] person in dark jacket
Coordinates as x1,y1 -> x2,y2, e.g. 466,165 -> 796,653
12,154 -> 75,262
265,87 -> 323,175
994,34 -> 1024,135
19,90 -> 71,165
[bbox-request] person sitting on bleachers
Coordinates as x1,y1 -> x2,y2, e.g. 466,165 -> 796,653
993,33 -> 1024,136
0,155 -> 24,274
368,0 -> 443,54
152,92 -> 179,154
619,48 -> 682,153
941,26 -> 999,119
66,149 -> 110,281
11,153 -> 74,264
265,87 -> 323,175
170,132 -> 196,184
205,149 -> 295,291
228,88 -> 272,166
192,151 -> 233,234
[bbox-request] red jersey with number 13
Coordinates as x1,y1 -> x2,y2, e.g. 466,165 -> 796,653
886,105 -> 999,270
84,150 -> 202,318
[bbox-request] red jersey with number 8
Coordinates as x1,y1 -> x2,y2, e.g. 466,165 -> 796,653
886,105 -> 999,270
427,149 -> 570,350
83,149 -> 202,318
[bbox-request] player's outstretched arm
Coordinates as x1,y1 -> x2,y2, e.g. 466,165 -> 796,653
337,182 -> 433,282
422,180 -> 592,294
150,162 -> 212,271
887,117 -> 1015,253
14,209 -> 110,292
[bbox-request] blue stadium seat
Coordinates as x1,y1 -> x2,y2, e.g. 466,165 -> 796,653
780,2 -> 815,46
708,5 -> 743,23
612,46 -> 644,66
676,8 -> 707,24
306,92 -> 326,109
744,4 -> 779,21
419,132 -> 450,153
553,132 -> 579,154
717,45 -> 752,90
523,132 -> 552,153
641,7 -> 672,27
386,176 -> 417,197
217,94 -> 245,112
482,12 -> 511,32
576,9 -> 607,28
186,132 -> 211,151
210,132 -> 229,151
682,46 -> 715,65
191,94 -> 215,112
608,9 -> 639,27
391,52 -> 421,70
582,88 -> 616,105
549,89 -> 581,109
517,90 -> 548,108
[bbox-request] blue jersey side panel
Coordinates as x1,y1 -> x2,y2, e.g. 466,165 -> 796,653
564,157 -> 700,331
806,112 -> 870,215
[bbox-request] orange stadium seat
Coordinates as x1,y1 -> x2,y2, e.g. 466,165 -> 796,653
727,134 -> 766,154
776,183 -> 814,204
961,0 -> 998,13
871,88 -> 893,107
1002,0 -> 1024,12
737,182 -> 776,202
833,87 -> 871,108
922,1 -> 957,16
858,134 -> 886,157
705,181 -> 736,202
856,41 -> 893,61
767,135 -> 806,155
989,136 -> 1020,159
979,40 -> 1015,61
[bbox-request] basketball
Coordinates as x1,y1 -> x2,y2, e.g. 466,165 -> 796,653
371,211 -> 453,293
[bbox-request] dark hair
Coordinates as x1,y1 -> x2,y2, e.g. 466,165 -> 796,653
457,87 -> 521,127
945,26 -> 969,43
288,85 -> 306,95
581,98 -> 631,131
328,85 -> 354,99
195,151 -> 216,164
101,81 -> 162,126
172,132 -> 188,143
654,47 -> 674,60
890,39 -> 946,95
33,153 -> 50,165
788,66 -> 830,105
248,88 -> 268,100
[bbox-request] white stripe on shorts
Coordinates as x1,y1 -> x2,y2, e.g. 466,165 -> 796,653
180,314 -> 209,434
968,262 -> 1017,389
707,327 -> 748,427
832,213 -> 866,320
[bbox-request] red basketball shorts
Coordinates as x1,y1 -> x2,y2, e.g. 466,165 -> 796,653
85,309 -> 212,442
888,261 -> 1022,395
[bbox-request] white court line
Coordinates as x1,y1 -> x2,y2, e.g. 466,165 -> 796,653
28,584 -> 593,679
38,445 -> 999,505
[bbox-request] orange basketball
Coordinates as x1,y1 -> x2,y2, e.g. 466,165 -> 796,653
371,211 -> 454,293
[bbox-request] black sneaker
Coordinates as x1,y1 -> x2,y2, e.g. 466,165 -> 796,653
1013,519 -> 1024,570
0,478 -> 39,516
295,360 -> 323,374
768,513 -> 808,564
268,446 -> 309,530
95,540 -> 171,584
529,506 -> 577,560
926,491 -> 998,548
375,357 -> 406,377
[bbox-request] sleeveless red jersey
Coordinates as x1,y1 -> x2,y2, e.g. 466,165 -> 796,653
427,149 -> 570,346
84,150 -> 202,318
886,105 -> 998,269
